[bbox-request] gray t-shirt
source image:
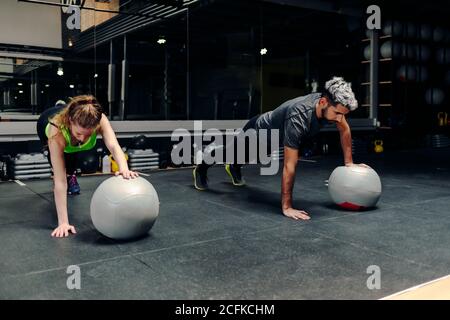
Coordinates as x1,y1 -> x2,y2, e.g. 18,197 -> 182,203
254,93 -> 326,149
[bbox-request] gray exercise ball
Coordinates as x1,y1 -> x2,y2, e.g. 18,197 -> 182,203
397,65 -> 416,81
90,176 -> 160,240
433,27 -> 445,42
363,45 -> 371,60
380,41 -> 400,59
400,43 -> 415,59
425,88 -> 445,105
420,24 -> 432,40
407,44 -> 416,59
436,48 -> 450,64
327,166 -> 382,210
406,22 -> 417,38
417,66 -> 429,82
382,20 -> 402,36
416,45 -> 431,61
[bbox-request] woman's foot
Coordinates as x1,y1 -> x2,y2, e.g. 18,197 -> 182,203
67,174 -> 81,195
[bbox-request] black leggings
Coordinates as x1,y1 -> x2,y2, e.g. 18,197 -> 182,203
36,106 -> 79,175
197,115 -> 266,172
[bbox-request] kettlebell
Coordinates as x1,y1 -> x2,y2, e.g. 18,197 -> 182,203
374,140 -> 384,153
437,112 -> 448,127
110,153 -> 129,173
322,143 -> 329,155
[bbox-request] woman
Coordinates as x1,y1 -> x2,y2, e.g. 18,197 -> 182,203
37,95 -> 138,238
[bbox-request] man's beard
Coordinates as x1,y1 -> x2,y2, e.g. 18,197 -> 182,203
322,105 -> 331,122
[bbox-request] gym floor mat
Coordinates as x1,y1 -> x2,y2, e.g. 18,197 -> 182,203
1,148 -> 449,299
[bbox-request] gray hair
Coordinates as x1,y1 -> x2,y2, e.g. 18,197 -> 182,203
324,77 -> 358,111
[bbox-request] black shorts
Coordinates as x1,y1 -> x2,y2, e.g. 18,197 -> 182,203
36,106 -> 65,146
226,115 -> 274,165
36,106 -> 79,175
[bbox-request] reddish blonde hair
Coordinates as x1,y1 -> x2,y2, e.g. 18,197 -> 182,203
47,95 -> 103,141
51,95 -> 103,130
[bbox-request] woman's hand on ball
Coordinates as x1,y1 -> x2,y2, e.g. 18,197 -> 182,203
282,208 -> 311,220
345,163 -> 371,169
115,169 -> 139,179
51,223 -> 77,238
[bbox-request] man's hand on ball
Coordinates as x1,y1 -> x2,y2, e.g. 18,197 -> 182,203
345,163 -> 371,169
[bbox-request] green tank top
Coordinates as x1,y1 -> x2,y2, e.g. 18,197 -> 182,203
45,122 -> 97,153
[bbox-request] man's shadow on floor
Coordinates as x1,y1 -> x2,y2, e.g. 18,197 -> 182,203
218,184 -> 320,218
218,183 -> 379,218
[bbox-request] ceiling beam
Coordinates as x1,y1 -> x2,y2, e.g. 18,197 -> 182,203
261,0 -> 363,17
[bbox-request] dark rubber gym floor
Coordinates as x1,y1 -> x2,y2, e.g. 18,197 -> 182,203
1,148 -> 450,300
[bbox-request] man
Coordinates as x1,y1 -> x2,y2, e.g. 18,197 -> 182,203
193,77 -> 368,220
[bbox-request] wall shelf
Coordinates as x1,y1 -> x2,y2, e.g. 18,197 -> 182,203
362,35 -> 392,42
361,58 -> 392,64
361,81 -> 393,85
361,104 -> 392,107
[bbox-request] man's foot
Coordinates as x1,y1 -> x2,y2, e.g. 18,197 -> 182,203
193,166 -> 208,190
225,164 -> 245,186
67,174 -> 81,195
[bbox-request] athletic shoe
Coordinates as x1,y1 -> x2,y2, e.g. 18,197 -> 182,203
193,166 -> 208,190
225,164 -> 245,186
67,174 -> 81,195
